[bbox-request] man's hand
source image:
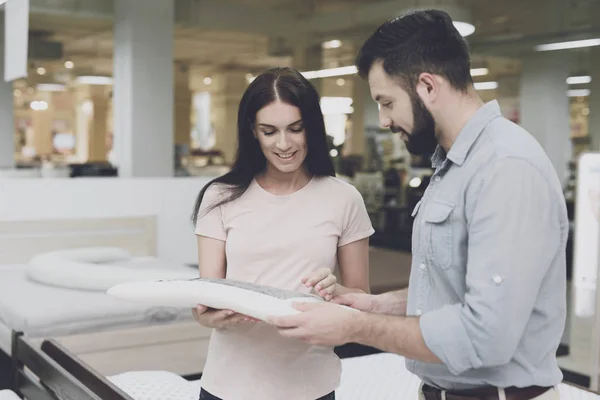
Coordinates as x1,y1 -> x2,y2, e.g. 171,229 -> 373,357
331,292 -> 379,313
334,289 -> 408,316
302,268 -> 337,301
192,305 -> 258,329
267,302 -> 361,346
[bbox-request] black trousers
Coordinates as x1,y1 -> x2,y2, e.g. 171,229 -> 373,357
199,388 -> 335,400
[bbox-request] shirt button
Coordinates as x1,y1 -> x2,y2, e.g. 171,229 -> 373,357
419,263 -> 426,270
492,275 -> 503,284
416,308 -> 423,316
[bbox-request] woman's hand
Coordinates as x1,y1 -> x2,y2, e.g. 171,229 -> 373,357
302,268 -> 338,301
192,305 -> 259,329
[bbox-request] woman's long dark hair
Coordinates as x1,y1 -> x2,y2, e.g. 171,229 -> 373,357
191,67 -> 335,224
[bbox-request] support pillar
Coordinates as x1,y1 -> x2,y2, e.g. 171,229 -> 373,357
293,40 -> 323,94
174,62 -> 192,149
212,70 -> 246,165
588,48 -> 600,151
75,85 -> 109,162
344,76 -> 367,158
113,0 -> 174,177
0,15 -> 14,169
520,52 -> 572,184
31,91 -> 54,157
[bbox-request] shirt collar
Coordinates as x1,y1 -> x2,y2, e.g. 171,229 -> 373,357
431,100 -> 502,168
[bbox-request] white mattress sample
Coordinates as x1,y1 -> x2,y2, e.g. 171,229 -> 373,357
0,265 -> 195,338
107,353 -> 600,400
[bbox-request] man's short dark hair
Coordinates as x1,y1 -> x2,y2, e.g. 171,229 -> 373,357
356,9 -> 473,93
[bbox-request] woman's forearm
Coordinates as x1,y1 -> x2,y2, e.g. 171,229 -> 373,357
375,288 -> 408,316
335,284 -> 367,295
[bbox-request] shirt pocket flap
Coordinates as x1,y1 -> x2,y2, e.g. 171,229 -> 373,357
424,200 -> 455,223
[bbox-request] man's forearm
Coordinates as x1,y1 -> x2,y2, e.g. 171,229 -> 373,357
350,312 -> 441,364
375,288 -> 408,316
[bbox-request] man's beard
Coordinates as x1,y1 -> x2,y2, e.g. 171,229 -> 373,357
392,95 -> 438,156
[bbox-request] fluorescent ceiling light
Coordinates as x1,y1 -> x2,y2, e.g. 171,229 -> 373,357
76,76 -> 113,85
36,83 -> 66,92
470,68 -> 489,77
302,66 -> 489,80
473,81 -> 498,91
453,21 -> 475,37
536,38 -> 600,51
568,89 -> 590,97
567,75 -> 591,85
302,66 -> 358,79
322,40 -> 342,50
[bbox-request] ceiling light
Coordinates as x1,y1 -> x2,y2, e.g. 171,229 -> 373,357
64,61 -> 74,69
36,67 -> 46,75
322,40 -> 342,50
409,177 -> 422,188
76,76 -> 113,85
536,38 -> 600,51
470,68 -> 489,77
400,4 -> 475,37
37,83 -> 66,92
30,100 -> 48,111
567,76 -> 592,85
302,66 -> 358,79
568,89 -> 590,97
453,21 -> 475,37
203,77 -> 212,85
473,81 -> 498,90
302,65 -> 489,80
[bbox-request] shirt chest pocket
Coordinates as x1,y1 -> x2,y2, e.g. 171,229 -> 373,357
422,199 -> 455,270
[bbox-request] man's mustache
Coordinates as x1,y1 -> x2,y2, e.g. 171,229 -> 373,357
390,125 -> 404,134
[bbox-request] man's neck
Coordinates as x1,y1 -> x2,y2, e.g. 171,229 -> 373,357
436,90 -> 485,152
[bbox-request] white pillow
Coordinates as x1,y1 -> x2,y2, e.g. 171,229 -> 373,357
26,247 -> 198,291
0,390 -> 20,400
107,278 -> 356,322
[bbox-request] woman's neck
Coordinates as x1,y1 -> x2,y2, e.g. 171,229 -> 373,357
256,166 -> 312,195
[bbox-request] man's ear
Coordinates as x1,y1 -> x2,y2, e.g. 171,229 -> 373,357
415,72 -> 438,107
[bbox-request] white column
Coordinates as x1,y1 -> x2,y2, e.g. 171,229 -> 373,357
113,0 -> 174,177
293,40 -> 323,94
589,48 -> 600,151
212,70 -> 247,165
520,52 -> 572,184
0,15 -> 14,169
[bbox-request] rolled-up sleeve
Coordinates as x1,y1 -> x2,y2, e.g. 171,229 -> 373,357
419,157 -> 562,376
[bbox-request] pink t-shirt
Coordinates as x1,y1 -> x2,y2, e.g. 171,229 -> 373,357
194,175 -> 374,400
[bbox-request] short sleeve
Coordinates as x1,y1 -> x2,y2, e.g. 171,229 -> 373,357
339,186 -> 375,247
194,184 -> 227,241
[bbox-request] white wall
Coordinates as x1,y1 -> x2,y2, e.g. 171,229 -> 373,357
0,177 -> 215,264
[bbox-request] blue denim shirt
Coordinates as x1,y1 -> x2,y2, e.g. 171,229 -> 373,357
407,100 -> 569,390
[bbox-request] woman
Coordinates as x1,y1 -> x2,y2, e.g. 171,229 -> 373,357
191,67 -> 374,400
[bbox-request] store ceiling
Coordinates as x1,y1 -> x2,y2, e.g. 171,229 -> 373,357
18,0 -> 600,91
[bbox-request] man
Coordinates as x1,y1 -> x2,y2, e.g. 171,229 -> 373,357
268,9 -> 568,400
